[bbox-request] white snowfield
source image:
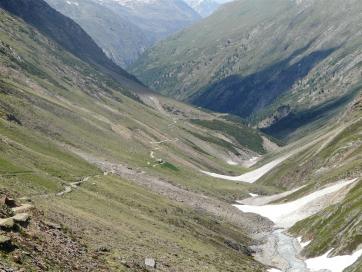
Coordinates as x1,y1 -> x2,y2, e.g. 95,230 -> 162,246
267,269 -> 282,272
297,237 -> 311,248
242,156 -> 260,167
226,159 -> 238,165
306,248 -> 362,272
201,155 -> 289,183
249,193 -> 259,197
234,179 -> 357,227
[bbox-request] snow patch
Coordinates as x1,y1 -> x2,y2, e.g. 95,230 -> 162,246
306,248 -> 362,272
249,193 -> 259,197
201,155 -> 288,183
226,160 -> 238,165
297,237 -> 311,248
66,1 -> 79,6
234,179 -> 357,227
242,156 -> 260,167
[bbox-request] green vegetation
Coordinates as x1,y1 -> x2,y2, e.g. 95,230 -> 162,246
131,0 -> 362,139
38,175 -> 264,272
0,6 -> 272,270
290,181 -> 362,257
190,119 -> 266,153
0,1 -> 361,271
160,162 -> 179,172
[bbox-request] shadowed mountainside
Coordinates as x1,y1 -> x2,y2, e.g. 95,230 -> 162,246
0,0 -> 138,83
131,0 -> 362,139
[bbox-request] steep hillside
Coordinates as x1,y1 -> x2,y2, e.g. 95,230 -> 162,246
1,1 -> 360,271
96,0 -> 200,47
0,3 -> 276,271
199,93 -> 362,271
46,0 -> 152,68
0,0 -> 139,85
46,0 -> 200,67
286,95 -> 362,271
131,0 -> 362,139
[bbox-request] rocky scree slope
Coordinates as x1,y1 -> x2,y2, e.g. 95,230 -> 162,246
0,3 -> 274,271
0,193 -> 108,271
131,0 -> 362,139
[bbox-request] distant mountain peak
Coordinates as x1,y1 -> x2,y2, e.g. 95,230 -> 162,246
184,0 -> 220,17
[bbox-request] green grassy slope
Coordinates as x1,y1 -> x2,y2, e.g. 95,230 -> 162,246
0,7 -> 273,271
0,0 -> 139,84
131,0 -> 362,139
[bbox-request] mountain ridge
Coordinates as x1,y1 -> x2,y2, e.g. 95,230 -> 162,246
0,2 -> 276,270
0,0 -> 141,86
184,0 -> 220,17
0,1 -> 361,271
46,0 -> 201,67
131,0 -> 362,139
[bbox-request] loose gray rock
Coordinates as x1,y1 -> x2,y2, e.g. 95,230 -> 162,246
0,218 -> 15,229
11,204 -> 34,214
43,221 -> 62,230
0,235 -> 11,244
12,213 -> 30,223
145,258 -> 156,268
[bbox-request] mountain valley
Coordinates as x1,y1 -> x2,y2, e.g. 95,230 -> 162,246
131,0 -> 362,140
0,0 -> 361,271
45,0 -> 201,67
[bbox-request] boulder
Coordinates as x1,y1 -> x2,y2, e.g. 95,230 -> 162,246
96,246 -> 110,253
224,240 -> 254,256
43,221 -> 62,230
0,235 -> 12,250
224,239 -> 241,251
0,196 -> 16,207
12,213 -> 30,223
0,235 -> 10,244
0,218 -> 15,229
11,204 -> 34,214
145,258 -> 156,268
70,182 -> 81,188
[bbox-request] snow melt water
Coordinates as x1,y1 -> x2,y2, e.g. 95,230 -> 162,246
234,179 -> 357,227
